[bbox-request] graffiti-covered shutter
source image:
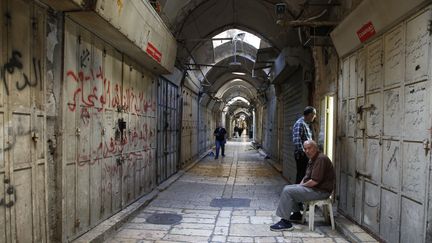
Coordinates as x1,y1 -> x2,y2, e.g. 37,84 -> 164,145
0,1 -> 48,242
62,19 -> 157,241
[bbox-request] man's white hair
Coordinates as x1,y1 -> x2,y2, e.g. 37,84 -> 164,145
304,140 -> 318,148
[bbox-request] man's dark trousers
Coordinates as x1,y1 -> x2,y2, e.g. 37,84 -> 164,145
294,150 -> 309,183
215,140 -> 225,157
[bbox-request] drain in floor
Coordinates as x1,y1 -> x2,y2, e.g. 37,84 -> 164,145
146,213 -> 182,225
210,198 -> 251,207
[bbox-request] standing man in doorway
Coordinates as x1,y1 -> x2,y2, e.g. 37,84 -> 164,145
214,122 -> 227,159
293,106 -> 316,183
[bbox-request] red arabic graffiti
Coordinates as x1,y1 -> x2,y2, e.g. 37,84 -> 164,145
101,149 -> 153,195
68,63 -> 158,198
77,122 -> 156,166
66,66 -> 156,114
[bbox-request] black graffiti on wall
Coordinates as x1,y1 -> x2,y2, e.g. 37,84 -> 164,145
1,50 -> 42,95
80,48 -> 90,68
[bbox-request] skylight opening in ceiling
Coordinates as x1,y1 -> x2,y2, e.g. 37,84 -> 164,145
226,96 -> 250,106
212,29 -> 261,49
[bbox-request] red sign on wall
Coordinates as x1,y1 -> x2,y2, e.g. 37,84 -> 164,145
356,21 -> 376,43
146,42 -> 162,63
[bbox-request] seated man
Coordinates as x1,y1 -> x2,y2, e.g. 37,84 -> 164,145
270,140 -> 335,231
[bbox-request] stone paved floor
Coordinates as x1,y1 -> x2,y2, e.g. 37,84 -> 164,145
106,139 -> 351,243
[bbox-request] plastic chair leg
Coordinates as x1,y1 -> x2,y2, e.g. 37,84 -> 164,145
328,203 -> 335,230
309,204 -> 315,231
301,202 -> 307,224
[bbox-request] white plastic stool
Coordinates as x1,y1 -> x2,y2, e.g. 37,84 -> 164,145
301,197 -> 335,231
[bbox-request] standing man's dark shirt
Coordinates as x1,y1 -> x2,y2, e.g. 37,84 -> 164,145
214,127 -> 227,141
292,106 -> 316,184
292,117 -> 313,152
214,126 -> 227,159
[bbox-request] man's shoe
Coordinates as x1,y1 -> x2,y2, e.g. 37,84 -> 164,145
269,219 -> 293,231
289,212 -> 303,222
215,156 -> 218,159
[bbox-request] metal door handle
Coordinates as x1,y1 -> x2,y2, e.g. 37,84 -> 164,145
423,139 -> 430,155
32,131 -> 40,142
0,198 -> 4,206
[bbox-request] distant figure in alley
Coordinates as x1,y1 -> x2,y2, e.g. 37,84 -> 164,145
214,123 -> 227,159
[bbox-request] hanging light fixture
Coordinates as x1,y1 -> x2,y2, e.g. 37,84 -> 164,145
229,32 -> 245,67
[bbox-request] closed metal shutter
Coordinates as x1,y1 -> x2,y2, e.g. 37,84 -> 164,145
0,1 -> 48,242
263,87 -> 279,161
62,19 -> 158,240
157,78 -> 179,184
337,7 -> 432,242
180,87 -> 199,167
281,81 -> 308,182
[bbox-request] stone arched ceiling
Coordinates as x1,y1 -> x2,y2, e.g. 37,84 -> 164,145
226,101 -> 251,115
158,0 -> 335,111
202,80 -> 256,110
160,0 -> 334,55
190,41 -> 259,76
202,73 -> 265,107
232,109 -> 252,118
199,57 -> 270,110
161,0 -> 303,52
217,83 -> 255,101
205,56 -> 268,87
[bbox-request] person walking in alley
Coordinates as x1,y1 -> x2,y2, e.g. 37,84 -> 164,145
293,106 -> 316,184
270,140 -> 335,231
214,123 -> 227,159
234,125 -> 239,138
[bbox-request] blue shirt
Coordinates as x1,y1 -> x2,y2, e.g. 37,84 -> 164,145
292,117 -> 313,151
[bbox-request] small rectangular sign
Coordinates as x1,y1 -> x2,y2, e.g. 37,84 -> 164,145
146,42 -> 162,63
357,21 -> 376,43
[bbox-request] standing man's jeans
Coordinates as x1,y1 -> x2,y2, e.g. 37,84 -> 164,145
215,140 -> 225,158
276,184 -> 330,220
294,150 -> 309,183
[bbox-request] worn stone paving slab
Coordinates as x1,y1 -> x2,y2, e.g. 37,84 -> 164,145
114,229 -> 167,240
105,140 -> 355,243
253,236 -> 278,243
226,236 -> 254,242
162,234 -> 210,242
230,224 -> 282,237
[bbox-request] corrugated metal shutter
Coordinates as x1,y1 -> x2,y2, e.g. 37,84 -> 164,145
198,103 -> 210,154
281,80 -> 308,182
180,87 -> 199,167
266,87 -> 279,161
